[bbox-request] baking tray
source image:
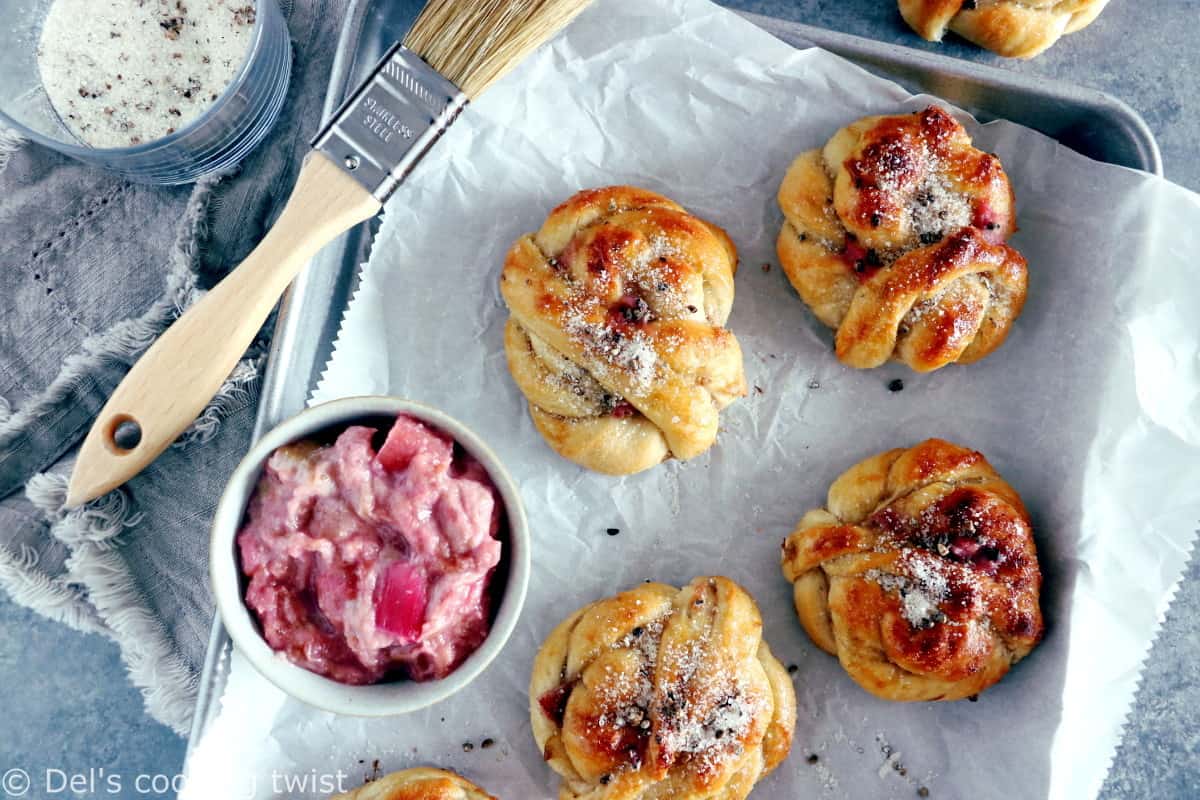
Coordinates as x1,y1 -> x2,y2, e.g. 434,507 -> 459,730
184,0 -> 1163,759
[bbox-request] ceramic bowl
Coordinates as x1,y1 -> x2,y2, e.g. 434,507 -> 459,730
210,396 -> 529,715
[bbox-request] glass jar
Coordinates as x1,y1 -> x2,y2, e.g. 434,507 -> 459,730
0,0 -> 292,184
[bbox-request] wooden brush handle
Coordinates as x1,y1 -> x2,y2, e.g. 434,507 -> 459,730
66,152 -> 381,508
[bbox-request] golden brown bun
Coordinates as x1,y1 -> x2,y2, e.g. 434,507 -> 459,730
776,107 -> 1027,372
530,577 -> 796,799
898,0 -> 1110,58
780,439 -> 1043,701
501,186 -> 746,475
332,768 -> 496,800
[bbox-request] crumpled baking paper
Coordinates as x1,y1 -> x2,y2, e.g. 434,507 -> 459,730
180,0 -> 1200,798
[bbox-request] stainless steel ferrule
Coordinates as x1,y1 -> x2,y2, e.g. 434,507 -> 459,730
312,44 -> 468,202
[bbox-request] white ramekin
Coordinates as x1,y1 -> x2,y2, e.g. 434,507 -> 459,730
210,396 -> 530,715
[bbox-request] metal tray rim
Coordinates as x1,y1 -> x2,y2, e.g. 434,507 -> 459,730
742,11 -> 1162,178
185,0 -> 1163,761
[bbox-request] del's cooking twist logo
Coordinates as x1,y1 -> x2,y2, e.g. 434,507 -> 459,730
0,767 -> 350,797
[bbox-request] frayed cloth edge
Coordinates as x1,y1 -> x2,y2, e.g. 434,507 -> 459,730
28,472 -> 144,549
65,543 -> 197,736
0,541 -> 109,636
176,355 -> 263,447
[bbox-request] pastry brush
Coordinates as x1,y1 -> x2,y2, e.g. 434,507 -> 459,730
66,0 -> 592,508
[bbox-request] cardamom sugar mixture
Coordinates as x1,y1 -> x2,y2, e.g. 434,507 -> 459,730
36,0 -> 257,148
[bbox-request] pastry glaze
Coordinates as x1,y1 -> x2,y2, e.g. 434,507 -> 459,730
898,0 -> 1110,59
776,107 -> 1027,371
530,577 -> 796,799
501,186 -> 745,475
781,439 -> 1043,701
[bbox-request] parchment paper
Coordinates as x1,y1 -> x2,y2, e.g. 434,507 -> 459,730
180,1 -> 1200,798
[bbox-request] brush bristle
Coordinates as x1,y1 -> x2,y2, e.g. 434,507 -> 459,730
404,0 -> 592,99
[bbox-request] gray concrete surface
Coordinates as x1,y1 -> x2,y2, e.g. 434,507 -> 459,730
0,1 -> 1195,798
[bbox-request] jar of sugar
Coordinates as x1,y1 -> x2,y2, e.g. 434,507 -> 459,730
0,0 -> 291,184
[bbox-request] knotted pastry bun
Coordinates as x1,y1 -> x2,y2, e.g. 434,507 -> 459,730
777,106 -> 1027,372
780,439 -> 1043,701
899,0 -> 1109,59
332,768 -> 495,800
530,576 -> 796,800
501,186 -> 745,475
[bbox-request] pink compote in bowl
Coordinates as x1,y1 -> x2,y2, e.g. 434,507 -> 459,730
210,397 -> 529,715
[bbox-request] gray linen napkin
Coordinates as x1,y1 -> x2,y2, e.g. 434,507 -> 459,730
0,0 -> 354,734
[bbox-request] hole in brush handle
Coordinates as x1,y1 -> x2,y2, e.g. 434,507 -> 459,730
106,415 -> 144,454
